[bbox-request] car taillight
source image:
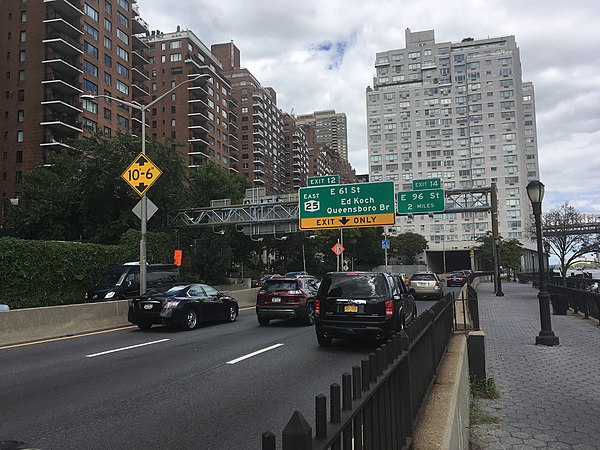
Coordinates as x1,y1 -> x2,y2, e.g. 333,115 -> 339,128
315,299 -> 320,316
435,280 -> 440,287
385,299 -> 393,317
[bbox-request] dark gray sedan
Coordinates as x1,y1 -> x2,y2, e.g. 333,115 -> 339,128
128,284 -> 238,331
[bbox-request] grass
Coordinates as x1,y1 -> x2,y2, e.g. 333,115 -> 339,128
470,377 -> 501,426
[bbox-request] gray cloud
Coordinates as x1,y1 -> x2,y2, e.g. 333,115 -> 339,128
141,0 -> 600,213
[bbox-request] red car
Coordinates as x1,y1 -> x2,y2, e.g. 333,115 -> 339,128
256,277 -> 320,326
446,272 -> 467,287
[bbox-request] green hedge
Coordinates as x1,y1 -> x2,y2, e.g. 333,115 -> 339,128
0,232 -> 176,309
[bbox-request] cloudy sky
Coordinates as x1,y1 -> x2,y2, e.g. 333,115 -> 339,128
141,0 -> 600,213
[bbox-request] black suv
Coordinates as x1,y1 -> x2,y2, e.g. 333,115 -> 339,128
314,272 -> 416,347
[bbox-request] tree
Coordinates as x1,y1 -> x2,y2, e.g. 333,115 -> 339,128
474,232 -> 524,275
388,232 -> 428,264
12,132 -> 188,243
542,202 -> 600,285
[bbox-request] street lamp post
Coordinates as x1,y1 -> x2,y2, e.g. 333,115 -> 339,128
526,180 -> 559,346
82,71 -> 210,295
544,240 -> 552,284
494,237 -> 504,296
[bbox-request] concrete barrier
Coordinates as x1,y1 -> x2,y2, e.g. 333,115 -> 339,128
0,288 -> 260,347
413,333 -> 470,449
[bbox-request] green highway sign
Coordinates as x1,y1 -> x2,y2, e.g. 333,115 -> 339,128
307,175 -> 340,186
397,189 -> 445,214
412,178 -> 441,190
299,181 -> 396,230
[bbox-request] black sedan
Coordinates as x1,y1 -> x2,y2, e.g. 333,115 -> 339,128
446,272 -> 467,287
128,284 -> 238,331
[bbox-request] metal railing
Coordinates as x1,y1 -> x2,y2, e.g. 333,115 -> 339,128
547,283 -> 600,325
261,294 -> 455,450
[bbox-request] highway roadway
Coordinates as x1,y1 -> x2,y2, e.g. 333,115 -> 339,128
0,299 -> 440,450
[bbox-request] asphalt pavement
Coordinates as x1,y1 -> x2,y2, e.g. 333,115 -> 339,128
470,281 -> 600,449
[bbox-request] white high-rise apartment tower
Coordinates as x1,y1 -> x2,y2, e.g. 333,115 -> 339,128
367,29 -> 539,269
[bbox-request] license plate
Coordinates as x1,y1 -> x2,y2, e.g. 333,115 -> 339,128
344,305 -> 358,313
143,304 -> 153,310
271,297 -> 281,303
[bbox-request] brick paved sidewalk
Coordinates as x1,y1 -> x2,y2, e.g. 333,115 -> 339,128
469,281 -> 600,450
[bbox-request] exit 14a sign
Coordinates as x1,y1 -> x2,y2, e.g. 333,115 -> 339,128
397,189 -> 445,214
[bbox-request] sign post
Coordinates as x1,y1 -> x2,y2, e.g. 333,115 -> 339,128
299,181 -> 396,230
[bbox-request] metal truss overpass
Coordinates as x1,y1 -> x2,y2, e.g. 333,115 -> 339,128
167,187 -> 495,235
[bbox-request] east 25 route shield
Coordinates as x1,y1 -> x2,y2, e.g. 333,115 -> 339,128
299,181 -> 396,230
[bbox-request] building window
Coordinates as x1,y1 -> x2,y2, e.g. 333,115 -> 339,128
83,60 -> 98,77
170,53 -> 182,62
83,79 -> 98,95
116,80 -> 128,95
116,11 -> 128,26
17,130 -> 24,142
84,41 -> 98,59
116,28 -> 128,44
116,46 -> 128,61
16,150 -> 23,163
19,31 -> 26,42
84,3 -> 99,21
117,0 -> 128,10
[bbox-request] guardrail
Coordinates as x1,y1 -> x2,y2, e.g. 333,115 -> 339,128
261,293 -> 454,450
547,284 -> 600,325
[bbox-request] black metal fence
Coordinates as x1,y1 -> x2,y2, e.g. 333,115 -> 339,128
261,293 -> 455,450
547,283 -> 600,325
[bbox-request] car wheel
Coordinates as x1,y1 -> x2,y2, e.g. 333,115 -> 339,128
258,317 -> 270,326
180,309 -> 198,331
226,305 -> 238,322
316,330 -> 332,347
303,303 -> 316,326
136,321 -> 152,330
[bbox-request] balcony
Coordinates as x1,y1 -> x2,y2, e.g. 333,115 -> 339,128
44,17 -> 82,38
189,111 -> 210,123
44,0 -> 84,18
132,50 -> 149,66
42,55 -> 82,77
40,134 -> 75,150
42,73 -> 82,95
132,16 -> 149,35
188,136 -> 210,145
254,177 -> 265,185
41,95 -> 82,114
189,98 -> 209,112
132,66 -> 149,82
40,114 -> 82,134
254,158 -> 264,166
132,34 -> 150,51
132,82 -> 149,98
43,33 -> 83,58
254,167 -> 265,175
188,123 -> 210,133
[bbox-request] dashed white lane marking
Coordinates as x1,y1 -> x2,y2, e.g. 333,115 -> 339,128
226,343 -> 284,365
85,339 -> 170,358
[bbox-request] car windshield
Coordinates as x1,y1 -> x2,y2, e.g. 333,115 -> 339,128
321,274 -> 387,298
449,273 -> 464,277
95,270 -> 128,289
262,280 -> 299,292
411,273 -> 436,281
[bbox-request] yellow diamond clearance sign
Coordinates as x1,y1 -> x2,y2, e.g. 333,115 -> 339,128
121,153 -> 162,196
299,181 -> 396,230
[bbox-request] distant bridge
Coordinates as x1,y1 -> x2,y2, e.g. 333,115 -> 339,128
544,215 -> 600,236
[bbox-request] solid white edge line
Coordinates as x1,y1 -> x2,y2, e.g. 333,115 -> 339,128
226,343 -> 284,365
85,339 -> 170,358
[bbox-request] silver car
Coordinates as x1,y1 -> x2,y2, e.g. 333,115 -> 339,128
409,272 -> 444,299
